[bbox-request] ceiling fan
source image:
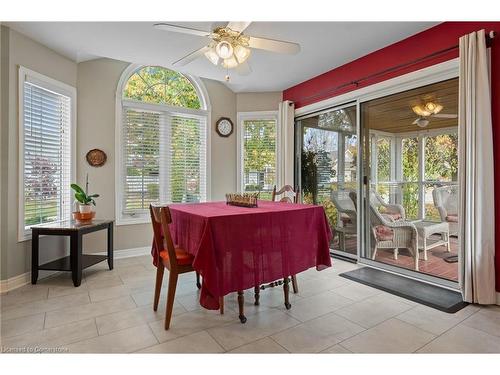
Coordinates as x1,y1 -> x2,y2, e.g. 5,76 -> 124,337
153,22 -> 300,78
411,101 -> 457,128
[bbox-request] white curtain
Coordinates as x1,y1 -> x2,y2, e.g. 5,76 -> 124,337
278,100 -> 295,187
458,29 -> 496,304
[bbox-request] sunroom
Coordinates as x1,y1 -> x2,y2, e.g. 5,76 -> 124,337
296,77 -> 459,283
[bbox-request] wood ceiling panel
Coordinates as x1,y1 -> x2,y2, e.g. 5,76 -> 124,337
364,78 -> 459,133
298,78 -> 459,134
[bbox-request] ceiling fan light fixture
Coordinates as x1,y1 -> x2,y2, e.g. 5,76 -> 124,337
215,40 -> 234,59
432,103 -> 443,114
416,117 -> 430,128
222,55 -> 238,69
204,47 -> 220,65
234,44 -> 251,63
412,105 -> 432,117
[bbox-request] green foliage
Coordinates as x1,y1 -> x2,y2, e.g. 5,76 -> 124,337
301,150 -> 318,204
123,66 -> 201,109
398,134 -> 458,220
71,183 -> 99,206
377,138 -> 391,182
243,120 -> 276,193
425,134 -> 458,181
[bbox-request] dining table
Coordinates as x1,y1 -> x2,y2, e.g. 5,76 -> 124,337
151,200 -> 332,323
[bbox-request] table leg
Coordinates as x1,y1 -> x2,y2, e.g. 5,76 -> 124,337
237,290 -> 246,323
107,223 -> 114,270
283,277 -> 291,310
70,233 -> 82,287
254,286 -> 260,306
31,230 -> 39,284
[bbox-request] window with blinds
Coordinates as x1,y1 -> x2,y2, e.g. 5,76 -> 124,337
242,118 -> 277,199
118,66 -> 208,222
122,109 -> 161,214
20,72 -> 74,237
121,107 -> 207,218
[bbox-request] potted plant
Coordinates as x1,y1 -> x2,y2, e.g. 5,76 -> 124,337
71,177 -> 99,214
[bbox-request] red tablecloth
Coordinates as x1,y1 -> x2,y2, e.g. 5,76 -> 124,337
151,200 -> 332,310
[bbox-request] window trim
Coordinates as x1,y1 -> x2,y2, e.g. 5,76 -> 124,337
115,64 -> 211,226
18,66 -> 77,242
236,110 -> 280,193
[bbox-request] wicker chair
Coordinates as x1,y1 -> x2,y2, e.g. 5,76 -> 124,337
369,195 -> 420,271
432,185 -> 459,236
331,189 -> 357,251
370,189 -> 406,221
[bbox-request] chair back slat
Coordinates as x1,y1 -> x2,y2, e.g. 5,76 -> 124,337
149,204 -> 178,268
272,185 -> 299,203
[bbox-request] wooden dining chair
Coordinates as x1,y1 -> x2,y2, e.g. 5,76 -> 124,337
254,185 -> 300,309
149,204 -> 223,330
271,184 -> 300,204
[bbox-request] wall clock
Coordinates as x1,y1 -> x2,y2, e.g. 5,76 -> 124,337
216,117 -> 234,137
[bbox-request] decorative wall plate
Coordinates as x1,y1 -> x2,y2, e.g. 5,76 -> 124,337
86,149 -> 107,167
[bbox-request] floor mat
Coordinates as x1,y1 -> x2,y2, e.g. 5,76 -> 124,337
339,267 -> 467,313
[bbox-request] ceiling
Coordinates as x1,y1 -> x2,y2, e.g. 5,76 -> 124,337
5,22 -> 438,92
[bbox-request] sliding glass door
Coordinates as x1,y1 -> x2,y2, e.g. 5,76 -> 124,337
360,78 -> 459,287
295,104 -> 358,259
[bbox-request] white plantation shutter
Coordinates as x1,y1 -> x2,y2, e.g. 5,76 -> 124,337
21,78 -> 72,232
242,118 -> 277,196
121,107 -> 207,219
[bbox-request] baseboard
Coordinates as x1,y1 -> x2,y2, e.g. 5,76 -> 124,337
0,272 -> 31,294
0,246 -> 151,294
94,246 -> 150,258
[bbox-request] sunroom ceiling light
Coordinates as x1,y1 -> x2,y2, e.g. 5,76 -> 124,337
412,102 -> 443,117
415,117 -> 430,128
425,102 -> 443,114
215,41 -> 234,59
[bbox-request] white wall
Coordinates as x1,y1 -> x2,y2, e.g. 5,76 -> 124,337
236,92 -> 282,113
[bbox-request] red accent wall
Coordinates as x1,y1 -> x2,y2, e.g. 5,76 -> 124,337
284,22 -> 500,291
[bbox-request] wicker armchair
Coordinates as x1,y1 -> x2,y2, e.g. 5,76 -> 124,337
432,185 -> 459,236
369,197 -> 420,271
331,189 -> 357,251
369,189 -> 406,221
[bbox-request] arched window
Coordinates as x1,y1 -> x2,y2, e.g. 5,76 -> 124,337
123,66 -> 202,109
116,65 -> 210,224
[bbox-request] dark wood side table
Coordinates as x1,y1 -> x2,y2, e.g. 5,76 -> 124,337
31,220 -> 114,287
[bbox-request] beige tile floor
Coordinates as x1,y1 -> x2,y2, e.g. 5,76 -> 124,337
1,255 -> 500,353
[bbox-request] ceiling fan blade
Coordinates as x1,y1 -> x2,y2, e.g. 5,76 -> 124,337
227,21 -> 251,34
247,35 -> 300,54
235,61 -> 252,76
154,23 -> 211,37
173,46 -> 211,66
433,113 -> 458,119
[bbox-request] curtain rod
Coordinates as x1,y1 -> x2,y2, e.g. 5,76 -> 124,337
295,30 -> 496,105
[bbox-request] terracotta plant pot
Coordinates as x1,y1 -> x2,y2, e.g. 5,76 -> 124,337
72,211 -> 96,224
